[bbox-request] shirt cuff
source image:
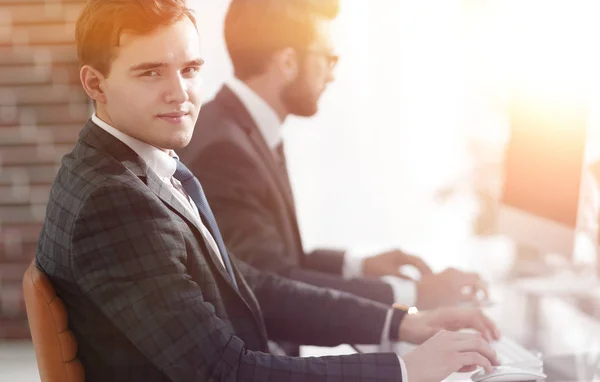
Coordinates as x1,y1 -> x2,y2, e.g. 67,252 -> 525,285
380,275 -> 417,306
381,307 -> 408,381
389,306 -> 406,341
381,307 -> 394,344
341,251 -> 365,279
398,356 -> 409,382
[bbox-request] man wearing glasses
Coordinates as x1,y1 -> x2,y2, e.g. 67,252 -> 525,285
180,0 -> 487,329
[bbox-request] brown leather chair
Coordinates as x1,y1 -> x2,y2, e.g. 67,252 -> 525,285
22,261 -> 84,382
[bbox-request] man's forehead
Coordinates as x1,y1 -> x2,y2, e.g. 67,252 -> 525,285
116,19 -> 201,61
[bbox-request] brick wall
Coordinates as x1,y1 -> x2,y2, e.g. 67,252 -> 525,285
0,0 -> 88,339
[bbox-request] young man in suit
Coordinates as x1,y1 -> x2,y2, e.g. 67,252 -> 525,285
179,0 -> 488,311
36,1 -> 501,381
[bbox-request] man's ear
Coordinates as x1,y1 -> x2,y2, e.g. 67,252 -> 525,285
80,65 -> 108,104
273,47 -> 299,82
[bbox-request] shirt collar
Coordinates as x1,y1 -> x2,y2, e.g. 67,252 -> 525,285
91,113 -> 178,179
226,77 -> 283,151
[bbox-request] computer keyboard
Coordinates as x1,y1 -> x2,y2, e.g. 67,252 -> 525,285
491,336 -> 543,369
443,337 -> 544,382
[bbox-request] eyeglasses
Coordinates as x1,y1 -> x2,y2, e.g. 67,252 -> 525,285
301,49 -> 339,70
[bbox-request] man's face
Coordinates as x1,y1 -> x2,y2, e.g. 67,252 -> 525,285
281,19 -> 337,117
97,18 -> 203,150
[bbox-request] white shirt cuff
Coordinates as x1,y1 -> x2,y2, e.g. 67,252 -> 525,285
381,307 -> 408,382
341,251 -> 365,279
380,275 -> 417,306
398,356 -> 409,382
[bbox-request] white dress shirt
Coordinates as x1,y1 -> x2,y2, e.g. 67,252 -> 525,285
91,113 -> 225,268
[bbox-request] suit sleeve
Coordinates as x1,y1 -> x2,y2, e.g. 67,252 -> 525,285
190,142 -> 395,305
304,248 -> 346,275
233,260 -> 405,345
70,184 -> 403,382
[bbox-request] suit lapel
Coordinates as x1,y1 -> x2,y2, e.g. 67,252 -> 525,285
215,86 -> 299,221
79,121 -> 240,292
141,152 -> 269,344
143,170 -> 241,291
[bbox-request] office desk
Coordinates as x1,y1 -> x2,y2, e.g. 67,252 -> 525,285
353,281 -> 600,381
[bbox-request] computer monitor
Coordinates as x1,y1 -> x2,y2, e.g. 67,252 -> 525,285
496,90 -> 591,261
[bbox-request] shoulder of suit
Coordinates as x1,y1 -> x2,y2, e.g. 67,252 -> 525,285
59,140 -> 145,197
187,103 -> 252,158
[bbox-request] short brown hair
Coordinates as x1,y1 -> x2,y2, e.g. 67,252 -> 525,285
224,0 -> 339,80
75,0 -> 197,76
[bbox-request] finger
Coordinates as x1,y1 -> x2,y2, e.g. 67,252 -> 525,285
456,352 -> 494,374
409,256 -> 433,275
440,330 -> 486,343
444,272 -> 482,296
461,279 -> 489,301
474,316 -> 494,342
457,272 -> 481,288
459,310 -> 492,341
457,288 -> 479,304
455,333 -> 499,366
474,310 -> 501,341
457,309 -> 498,341
458,365 -> 479,373
475,279 -> 490,301
395,251 -> 433,275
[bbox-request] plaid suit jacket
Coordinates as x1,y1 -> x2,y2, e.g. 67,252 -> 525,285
35,120 -> 404,382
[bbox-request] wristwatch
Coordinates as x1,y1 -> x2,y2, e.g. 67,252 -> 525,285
392,303 -> 419,315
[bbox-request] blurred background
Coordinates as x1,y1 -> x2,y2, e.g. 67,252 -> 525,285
3,0 -> 600,380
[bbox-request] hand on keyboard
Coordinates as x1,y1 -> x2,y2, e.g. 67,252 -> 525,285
399,307 -> 501,344
403,330 -> 500,382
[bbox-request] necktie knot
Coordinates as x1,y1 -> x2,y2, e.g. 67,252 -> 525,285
173,159 -> 194,183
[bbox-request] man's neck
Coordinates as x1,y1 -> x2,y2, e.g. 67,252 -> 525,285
242,77 -> 288,123
95,108 -> 114,127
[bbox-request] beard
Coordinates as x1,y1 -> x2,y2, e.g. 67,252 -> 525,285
280,70 -> 320,117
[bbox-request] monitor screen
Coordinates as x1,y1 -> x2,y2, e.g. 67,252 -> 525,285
501,95 -> 589,229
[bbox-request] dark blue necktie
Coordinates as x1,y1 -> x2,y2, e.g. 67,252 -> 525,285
173,160 -> 239,290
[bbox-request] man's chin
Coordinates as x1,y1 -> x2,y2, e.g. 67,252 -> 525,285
170,133 -> 193,150
154,129 -> 194,151
290,103 -> 319,118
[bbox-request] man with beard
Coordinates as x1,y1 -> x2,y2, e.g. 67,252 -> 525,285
179,0 -> 488,323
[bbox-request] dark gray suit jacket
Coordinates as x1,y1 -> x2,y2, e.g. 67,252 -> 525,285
36,121 -> 404,382
179,86 -> 395,304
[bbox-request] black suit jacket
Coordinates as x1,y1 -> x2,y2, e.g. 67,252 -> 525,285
36,121 -> 404,382
179,86 -> 395,304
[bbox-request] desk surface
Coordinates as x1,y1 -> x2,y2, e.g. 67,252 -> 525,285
543,353 -> 600,382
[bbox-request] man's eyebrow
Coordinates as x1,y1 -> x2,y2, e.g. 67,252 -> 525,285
183,59 -> 205,67
129,62 -> 168,72
129,59 -> 205,72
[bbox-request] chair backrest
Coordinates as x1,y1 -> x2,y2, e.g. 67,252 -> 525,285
22,260 -> 84,382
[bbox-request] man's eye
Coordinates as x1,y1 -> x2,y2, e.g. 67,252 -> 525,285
182,66 -> 200,75
141,70 -> 159,77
